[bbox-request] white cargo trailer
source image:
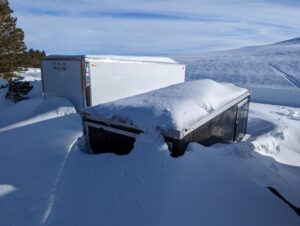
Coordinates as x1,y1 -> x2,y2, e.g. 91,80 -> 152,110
41,55 -> 185,110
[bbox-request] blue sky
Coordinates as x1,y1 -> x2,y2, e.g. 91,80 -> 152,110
9,0 -> 300,55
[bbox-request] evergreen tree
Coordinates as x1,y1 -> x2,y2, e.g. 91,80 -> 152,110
0,0 -> 27,80
23,48 -> 46,68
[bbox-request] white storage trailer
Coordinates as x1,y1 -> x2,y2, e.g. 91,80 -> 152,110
41,55 -> 185,110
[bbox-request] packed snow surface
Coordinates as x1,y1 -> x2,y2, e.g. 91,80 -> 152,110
84,79 -> 248,130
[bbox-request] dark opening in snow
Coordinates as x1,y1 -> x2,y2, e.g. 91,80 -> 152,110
88,126 -> 136,155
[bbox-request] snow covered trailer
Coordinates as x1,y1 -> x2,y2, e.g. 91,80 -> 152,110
41,55 -> 185,111
82,80 -> 251,156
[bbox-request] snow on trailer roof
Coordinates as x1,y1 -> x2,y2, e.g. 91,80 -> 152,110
45,55 -> 178,64
83,79 -> 250,132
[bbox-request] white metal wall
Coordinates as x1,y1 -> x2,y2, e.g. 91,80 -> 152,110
41,59 -> 84,110
89,61 -> 185,105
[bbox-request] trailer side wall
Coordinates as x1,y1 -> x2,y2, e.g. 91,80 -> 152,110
89,61 -> 185,105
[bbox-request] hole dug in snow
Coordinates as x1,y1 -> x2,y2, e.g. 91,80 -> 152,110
87,127 -> 136,155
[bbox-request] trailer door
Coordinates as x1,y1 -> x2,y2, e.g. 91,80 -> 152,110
41,59 -> 85,110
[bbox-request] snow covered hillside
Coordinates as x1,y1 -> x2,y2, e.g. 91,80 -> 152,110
176,37 -> 300,107
1,67 -> 300,225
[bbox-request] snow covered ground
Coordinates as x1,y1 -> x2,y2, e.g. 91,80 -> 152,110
1,54 -> 300,226
176,37 -> 300,107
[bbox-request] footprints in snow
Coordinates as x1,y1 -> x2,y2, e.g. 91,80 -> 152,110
273,108 -> 300,121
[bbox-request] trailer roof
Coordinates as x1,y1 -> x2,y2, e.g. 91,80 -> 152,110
83,80 -> 250,132
45,55 -> 178,64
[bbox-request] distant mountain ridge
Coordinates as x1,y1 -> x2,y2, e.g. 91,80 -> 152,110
273,37 -> 300,46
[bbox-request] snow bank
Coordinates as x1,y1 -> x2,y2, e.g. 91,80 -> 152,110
84,79 -> 248,131
0,97 -> 77,132
0,98 -> 43,128
0,97 -> 82,226
248,103 -> 300,167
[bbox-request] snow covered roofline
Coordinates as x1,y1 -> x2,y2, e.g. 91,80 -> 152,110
82,80 -> 251,139
44,55 -> 178,64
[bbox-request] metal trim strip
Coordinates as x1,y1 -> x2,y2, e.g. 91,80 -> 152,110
83,114 -> 142,131
85,122 -> 140,138
84,118 -> 143,134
